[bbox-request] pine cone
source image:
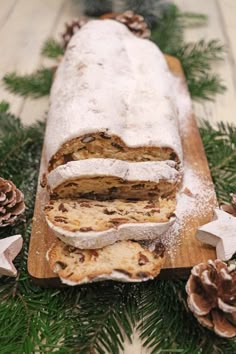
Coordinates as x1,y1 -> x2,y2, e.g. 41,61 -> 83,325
62,19 -> 87,49
186,259 -> 236,338
221,194 -> 236,217
0,178 -> 25,228
101,11 -> 151,39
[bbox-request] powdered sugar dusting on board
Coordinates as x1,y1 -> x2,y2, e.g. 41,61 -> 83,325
154,68 -> 217,258
148,70 -> 216,256
157,163 -> 217,259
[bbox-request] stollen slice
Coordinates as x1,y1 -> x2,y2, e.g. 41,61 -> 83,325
45,197 -> 176,249
47,159 -> 182,200
47,239 -> 165,285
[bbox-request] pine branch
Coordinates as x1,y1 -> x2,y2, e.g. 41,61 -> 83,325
199,121 -> 236,203
188,74 -> 226,101
138,280 -> 236,353
3,68 -> 54,98
180,12 -> 208,28
172,39 -> 225,100
177,40 -> 225,72
150,6 -> 226,101
178,40 -> 226,100
62,283 -> 138,353
0,100 -> 10,113
151,4 -> 184,54
41,38 -> 64,58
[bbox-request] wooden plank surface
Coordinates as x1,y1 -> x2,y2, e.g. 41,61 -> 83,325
27,55 -> 216,286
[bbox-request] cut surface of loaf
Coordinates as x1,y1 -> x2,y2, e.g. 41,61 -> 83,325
49,132 -> 180,172
45,198 -> 175,249
45,19 -> 182,171
47,159 -> 182,200
47,239 -> 165,285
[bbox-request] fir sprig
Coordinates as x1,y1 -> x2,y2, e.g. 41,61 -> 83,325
3,68 -> 54,98
200,121 -> 236,203
175,40 -> 226,100
150,6 -> 226,100
41,38 -> 64,59
150,4 -> 184,54
187,74 -> 225,100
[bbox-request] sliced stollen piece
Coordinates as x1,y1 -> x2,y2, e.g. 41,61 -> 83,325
45,19 -> 182,171
47,159 -> 182,200
47,239 -> 165,285
45,198 -> 176,249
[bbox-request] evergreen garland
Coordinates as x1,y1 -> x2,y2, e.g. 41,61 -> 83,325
0,2 -> 236,353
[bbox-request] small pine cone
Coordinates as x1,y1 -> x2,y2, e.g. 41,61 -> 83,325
62,18 -> 87,49
101,11 -> 151,39
220,193 -> 236,217
186,259 -> 236,338
0,178 -> 25,228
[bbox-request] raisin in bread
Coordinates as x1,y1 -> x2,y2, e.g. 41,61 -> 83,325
45,20 -> 182,171
47,239 -> 165,285
45,198 -> 175,249
47,159 -> 182,200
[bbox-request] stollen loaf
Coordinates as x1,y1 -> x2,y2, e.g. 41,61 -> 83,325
44,18 -> 185,283
45,19 -> 183,172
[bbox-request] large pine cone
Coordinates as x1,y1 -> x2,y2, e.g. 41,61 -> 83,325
101,11 -> 151,39
186,259 -> 236,338
62,19 -> 87,49
0,178 -> 25,227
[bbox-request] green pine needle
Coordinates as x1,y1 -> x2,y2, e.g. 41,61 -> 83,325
138,280 -> 236,353
150,5 -> 226,101
176,40 -> 225,71
41,38 -> 64,58
3,68 -> 54,98
0,100 -> 10,113
200,121 -> 236,203
188,74 -> 226,100
151,4 -> 184,54
180,12 -> 208,28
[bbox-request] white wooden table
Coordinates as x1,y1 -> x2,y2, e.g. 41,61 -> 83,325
0,1 -> 235,352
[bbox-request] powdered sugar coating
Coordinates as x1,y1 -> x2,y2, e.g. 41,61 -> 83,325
47,158 -> 181,191
45,19 -> 183,165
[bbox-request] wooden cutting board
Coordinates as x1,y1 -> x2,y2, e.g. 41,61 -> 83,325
28,55 -> 217,287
